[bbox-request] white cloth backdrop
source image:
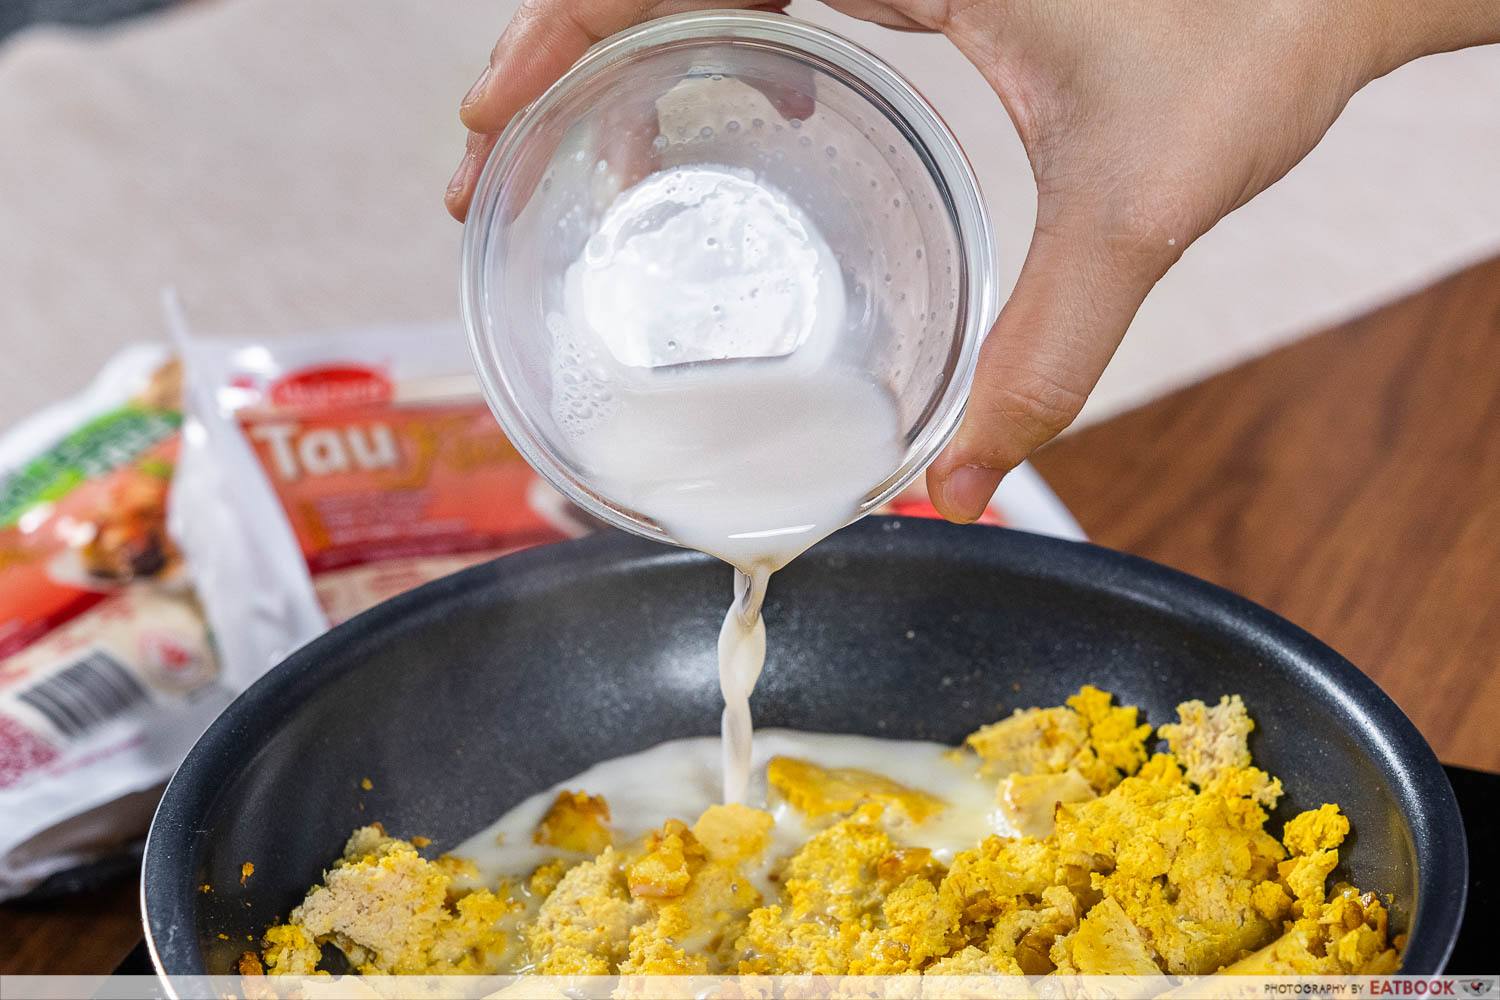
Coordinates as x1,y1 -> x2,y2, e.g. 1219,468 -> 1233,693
1,0 -> 1497,429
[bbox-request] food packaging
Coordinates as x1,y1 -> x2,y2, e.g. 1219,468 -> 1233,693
0,346 -> 229,898
170,320 -> 592,687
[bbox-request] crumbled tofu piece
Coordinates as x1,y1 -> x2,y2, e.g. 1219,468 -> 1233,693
691,803 -> 773,863
925,945 -> 1021,977
1224,886 -> 1399,974
342,824 -> 402,859
626,820 -> 704,899
875,847 -> 939,888
767,756 -> 945,824
292,837 -> 450,972
985,883 -> 1079,974
735,804 -> 898,973
527,858 -> 571,900
260,924 -> 321,975
1051,897 -> 1161,975
1159,694 -> 1255,788
1283,803 -> 1350,856
267,826 -> 517,975
1067,685 -> 1153,785
525,847 -> 645,974
622,853 -> 762,974
965,686 -> 1150,792
965,706 -> 1090,778
533,790 -> 612,854
1051,750 -> 1288,974
998,768 -> 1095,838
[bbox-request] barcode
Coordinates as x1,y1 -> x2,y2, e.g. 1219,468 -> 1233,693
17,651 -> 149,740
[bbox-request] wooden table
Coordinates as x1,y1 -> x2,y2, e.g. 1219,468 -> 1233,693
3,256 -> 1497,974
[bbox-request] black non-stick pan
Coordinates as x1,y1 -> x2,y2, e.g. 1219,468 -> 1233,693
142,519 -> 1468,975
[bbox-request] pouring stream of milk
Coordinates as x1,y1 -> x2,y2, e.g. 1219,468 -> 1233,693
554,164 -> 904,802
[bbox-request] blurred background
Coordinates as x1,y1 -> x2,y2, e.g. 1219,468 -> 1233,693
2,0 -> 1498,426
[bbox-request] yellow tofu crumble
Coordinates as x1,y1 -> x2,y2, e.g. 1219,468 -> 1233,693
251,687 -> 1400,977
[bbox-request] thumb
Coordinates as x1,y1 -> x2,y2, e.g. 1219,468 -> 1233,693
926,207 -> 1178,522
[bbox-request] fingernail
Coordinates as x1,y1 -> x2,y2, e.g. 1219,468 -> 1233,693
445,155 -> 470,199
461,65 -> 491,110
940,464 -> 1003,523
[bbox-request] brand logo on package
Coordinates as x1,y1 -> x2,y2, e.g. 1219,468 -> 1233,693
268,365 -> 394,411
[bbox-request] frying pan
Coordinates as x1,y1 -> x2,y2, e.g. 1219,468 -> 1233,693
141,519 -> 1468,975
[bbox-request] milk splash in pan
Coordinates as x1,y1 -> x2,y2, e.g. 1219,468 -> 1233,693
552,165 -> 904,802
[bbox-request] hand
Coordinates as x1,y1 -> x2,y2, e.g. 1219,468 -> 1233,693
448,0 -> 1499,523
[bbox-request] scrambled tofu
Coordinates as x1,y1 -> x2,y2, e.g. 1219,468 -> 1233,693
255,688 -> 1400,978
245,823 -> 520,975
767,756 -> 945,824
533,790 -> 612,855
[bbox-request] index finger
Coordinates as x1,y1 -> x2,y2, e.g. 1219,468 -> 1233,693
459,1 -> 791,135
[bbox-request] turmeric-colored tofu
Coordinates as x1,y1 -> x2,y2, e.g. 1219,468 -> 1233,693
998,768 -> 1095,837
766,756 -> 945,824
964,706 -> 1090,779
1051,897 -> 1161,975
626,820 -> 705,899
1158,694 -> 1255,788
691,803 -> 773,863
259,690 -> 1400,979
532,790 -> 613,854
1283,803 -> 1350,856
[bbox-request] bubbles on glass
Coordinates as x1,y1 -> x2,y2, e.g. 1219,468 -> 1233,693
699,126 -> 714,139
651,135 -> 668,152
726,120 -> 741,133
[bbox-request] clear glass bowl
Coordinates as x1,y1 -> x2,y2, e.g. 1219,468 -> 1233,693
462,10 -> 996,545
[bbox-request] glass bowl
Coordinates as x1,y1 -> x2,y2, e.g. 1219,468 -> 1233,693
462,10 -> 996,546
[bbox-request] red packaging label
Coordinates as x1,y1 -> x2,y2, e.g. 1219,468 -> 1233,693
236,396 -> 582,621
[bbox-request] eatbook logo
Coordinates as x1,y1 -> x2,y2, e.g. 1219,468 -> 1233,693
1459,980 -> 1496,998
268,364 -> 393,411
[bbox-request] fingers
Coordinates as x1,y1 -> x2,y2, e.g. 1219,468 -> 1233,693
925,208 -> 1179,523
459,1 -> 792,135
445,131 -> 499,221
447,0 -> 792,221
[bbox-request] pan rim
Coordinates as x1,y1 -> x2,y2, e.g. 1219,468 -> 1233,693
141,519 -> 1468,981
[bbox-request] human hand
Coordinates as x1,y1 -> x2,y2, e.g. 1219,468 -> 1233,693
447,0 -> 1499,522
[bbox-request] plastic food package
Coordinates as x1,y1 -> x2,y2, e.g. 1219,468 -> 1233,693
0,346 -> 229,898
170,321 -> 592,688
